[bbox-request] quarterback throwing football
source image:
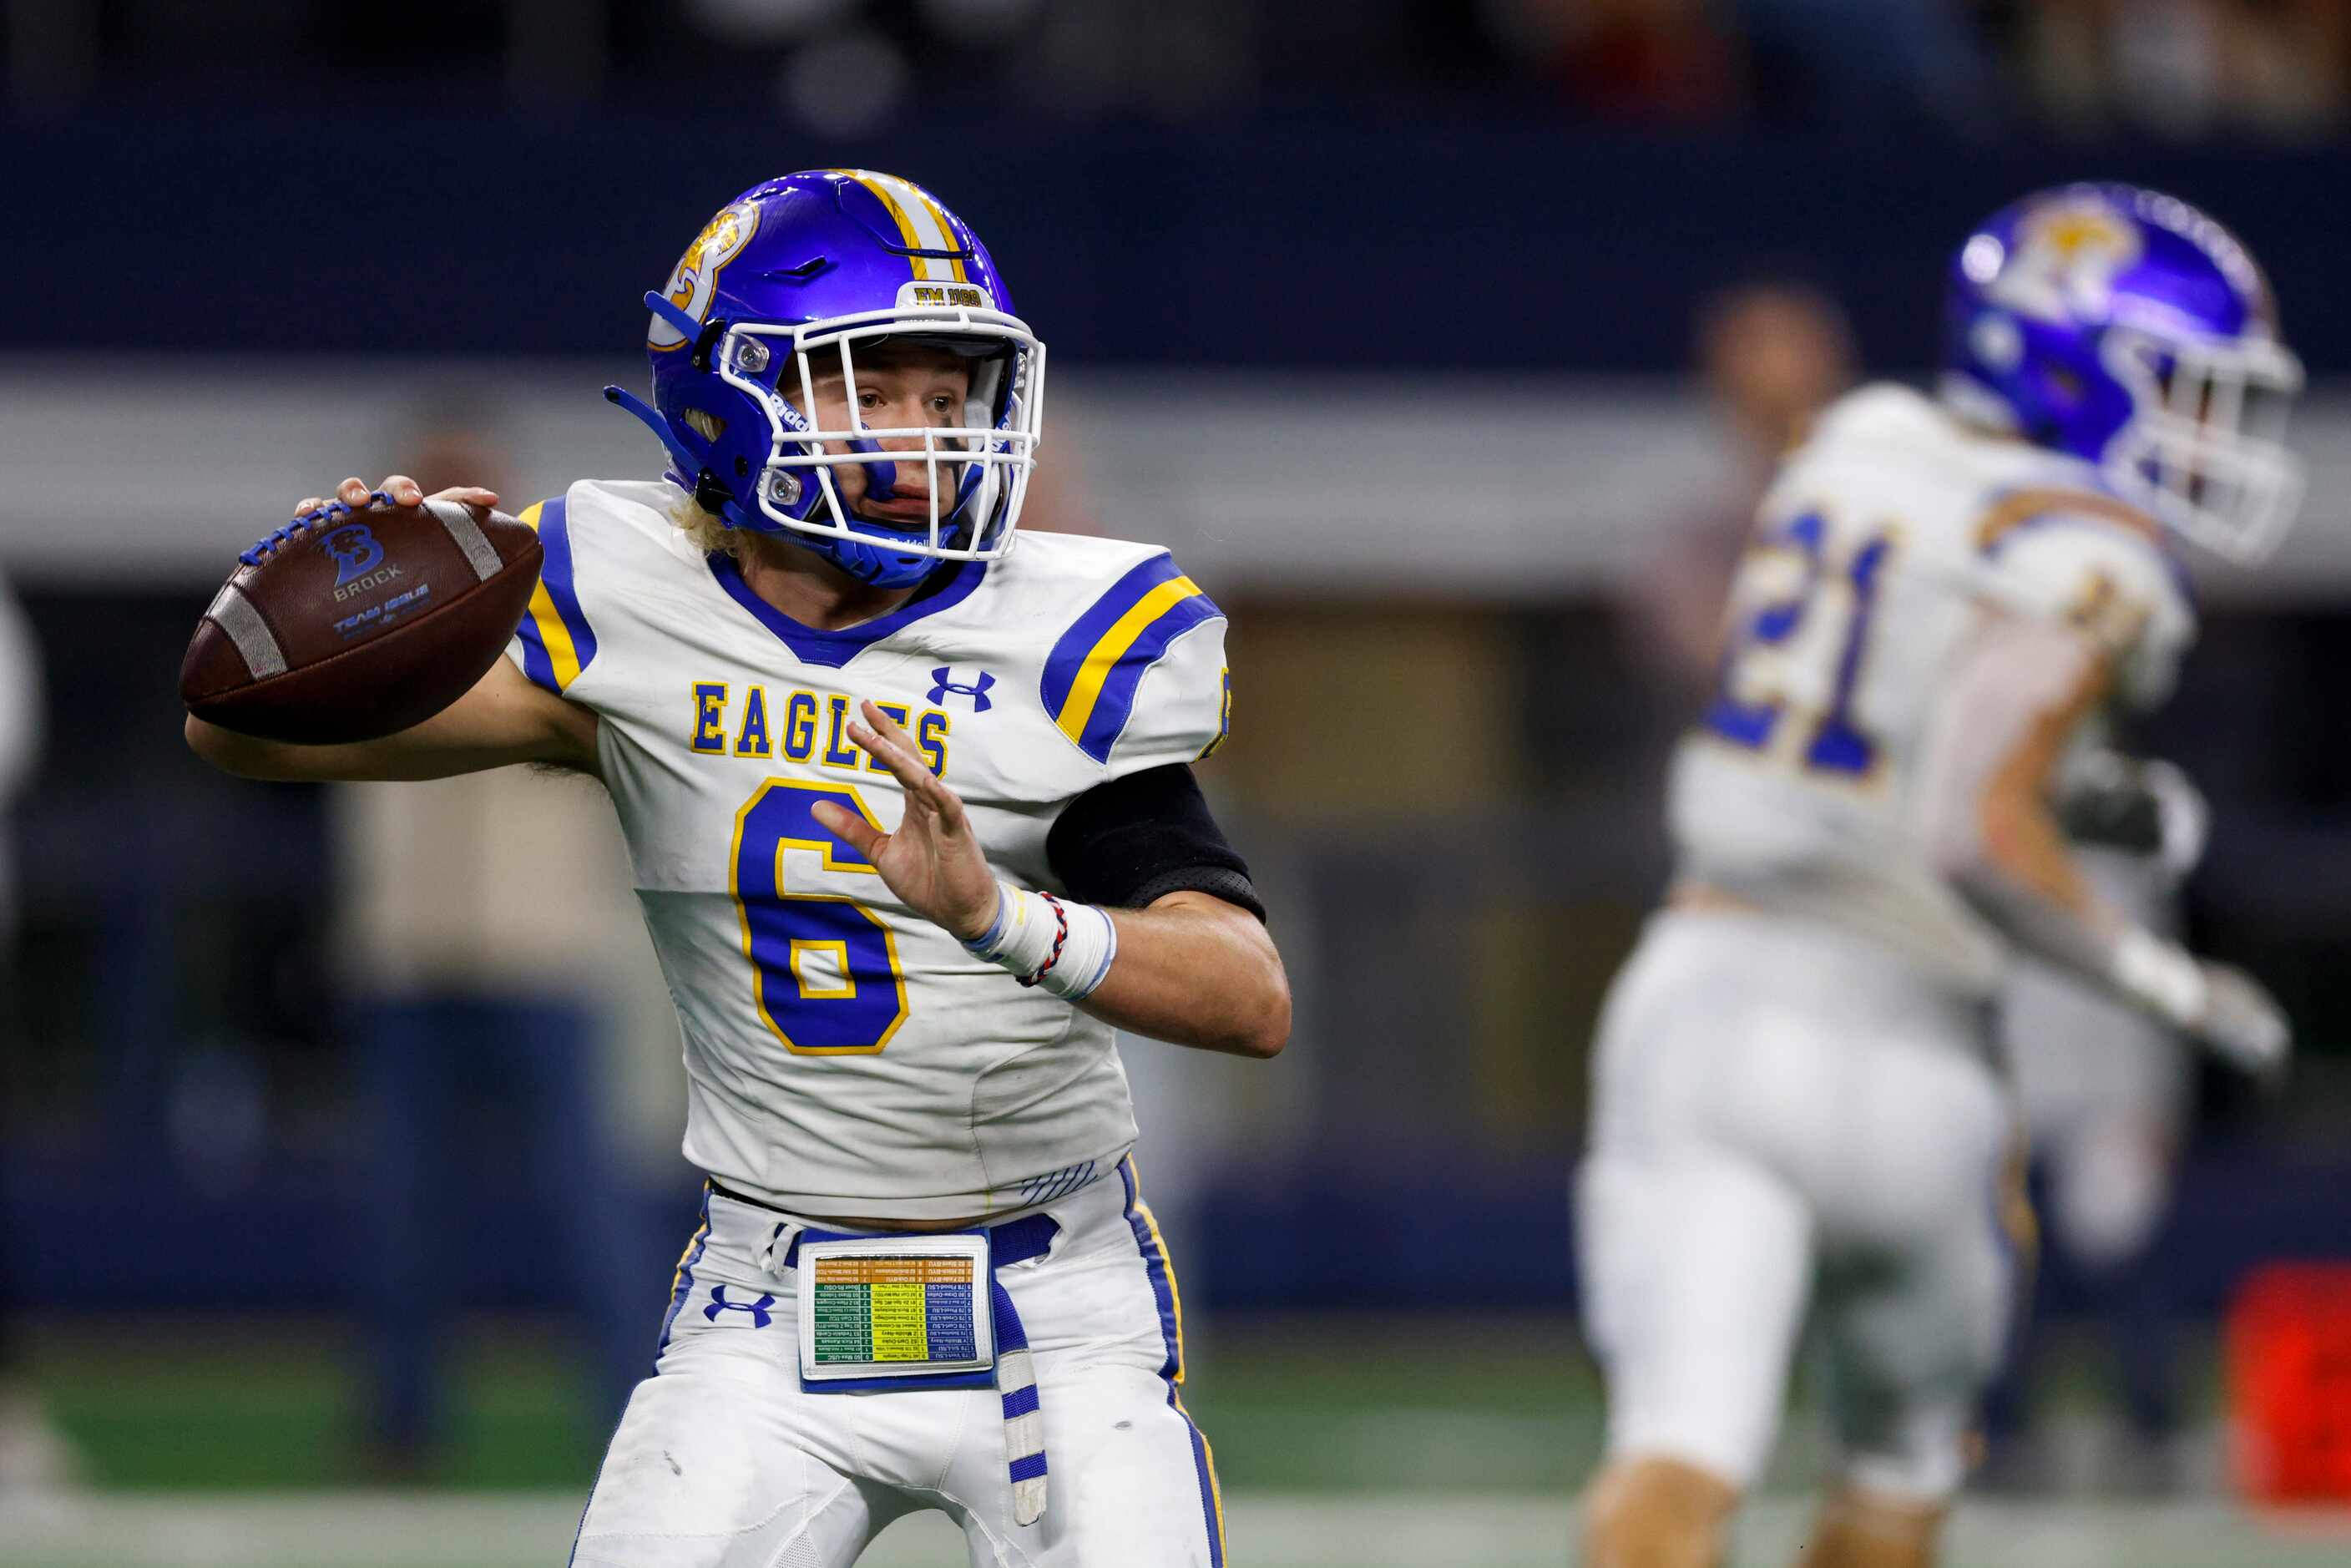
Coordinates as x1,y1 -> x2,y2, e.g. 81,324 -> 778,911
189,170 -> 1287,1568
1577,185 -> 2298,1568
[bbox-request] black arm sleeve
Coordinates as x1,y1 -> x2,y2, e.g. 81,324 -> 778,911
1045,763 -> 1267,922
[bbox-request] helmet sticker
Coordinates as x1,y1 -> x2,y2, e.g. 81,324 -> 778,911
1989,198 -> 2144,323
651,200 -> 761,352
897,280 -> 994,311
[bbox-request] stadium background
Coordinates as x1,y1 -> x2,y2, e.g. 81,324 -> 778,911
6,3 -> 2351,1564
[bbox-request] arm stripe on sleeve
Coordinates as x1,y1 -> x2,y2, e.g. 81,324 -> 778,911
510,503 -> 559,692
1043,554 -> 1224,763
1975,488 -> 2162,554
512,497 -> 599,693
1043,553 -> 1186,714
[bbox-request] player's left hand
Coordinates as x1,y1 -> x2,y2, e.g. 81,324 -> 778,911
812,700 -> 1000,943
2057,749 -> 2208,883
2192,959 -> 2292,1086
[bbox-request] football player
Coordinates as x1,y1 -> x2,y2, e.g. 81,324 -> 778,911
186,170 -> 1287,1567
1575,184 -> 2300,1568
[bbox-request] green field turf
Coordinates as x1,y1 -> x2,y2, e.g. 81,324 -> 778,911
7,1491 -> 2350,1568
15,1312 -> 2350,1566
21,1313 -> 1605,1495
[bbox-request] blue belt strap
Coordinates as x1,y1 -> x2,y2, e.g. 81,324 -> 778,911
779,1211 -> 1059,1269
782,1211 -> 1057,1526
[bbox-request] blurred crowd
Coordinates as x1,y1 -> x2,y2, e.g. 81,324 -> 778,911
1487,0 -> 2351,135
9,0 -> 2347,139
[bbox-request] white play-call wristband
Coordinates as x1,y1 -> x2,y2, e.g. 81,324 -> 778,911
963,880 -> 1118,1000
2111,926 -> 2207,1029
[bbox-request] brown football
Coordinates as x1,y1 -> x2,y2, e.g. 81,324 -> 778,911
180,500 -> 544,746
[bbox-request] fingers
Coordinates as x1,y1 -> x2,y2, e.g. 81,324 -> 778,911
375,476 -> 493,509
860,698 -> 917,749
846,719 -> 933,795
848,701 -> 928,779
361,475 -> 430,508
427,484 -> 502,510
811,800 -> 884,857
847,704 -> 962,821
291,488 -> 359,521
306,477 -> 389,518
297,476 -> 498,520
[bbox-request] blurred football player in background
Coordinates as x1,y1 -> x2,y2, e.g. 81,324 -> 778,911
1576,184 -> 2301,1568
187,169 -> 1286,1566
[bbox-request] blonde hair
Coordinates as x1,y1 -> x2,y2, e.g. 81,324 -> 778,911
664,486 -> 738,559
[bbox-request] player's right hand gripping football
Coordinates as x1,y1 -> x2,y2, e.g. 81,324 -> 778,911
296,473 -> 500,519
2192,960 -> 2291,1084
185,472 -> 594,780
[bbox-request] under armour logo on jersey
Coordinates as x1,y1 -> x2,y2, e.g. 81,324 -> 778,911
928,667 -> 995,711
703,1286 -> 775,1328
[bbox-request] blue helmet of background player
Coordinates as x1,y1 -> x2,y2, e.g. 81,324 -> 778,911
1939,182 -> 2305,565
606,170 -> 1045,589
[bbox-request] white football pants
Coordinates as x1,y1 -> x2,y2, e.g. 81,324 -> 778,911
1577,908 -> 2019,1501
569,1159 -> 1226,1568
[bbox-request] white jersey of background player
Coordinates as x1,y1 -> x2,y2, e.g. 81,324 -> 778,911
188,170 -> 1288,1568
1577,185 -> 2303,1568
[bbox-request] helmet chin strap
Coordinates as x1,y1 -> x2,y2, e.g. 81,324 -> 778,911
951,454 -> 987,520
609,293 -> 755,522
603,383 -> 749,524
604,384 -> 701,477
845,439 -> 898,502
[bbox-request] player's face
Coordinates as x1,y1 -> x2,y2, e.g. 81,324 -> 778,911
801,343 -> 974,525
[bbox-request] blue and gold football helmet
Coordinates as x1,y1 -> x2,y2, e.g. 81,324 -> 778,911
1939,183 -> 2304,564
607,169 -> 1045,589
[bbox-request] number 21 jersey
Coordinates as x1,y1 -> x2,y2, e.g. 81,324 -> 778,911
503,479 -> 1232,1221
1668,385 -> 2195,993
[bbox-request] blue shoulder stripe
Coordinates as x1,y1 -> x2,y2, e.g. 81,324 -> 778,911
1041,554 -> 1185,716
1042,554 -> 1222,763
1974,484 -> 2196,609
511,496 -> 599,693
1072,595 -> 1221,763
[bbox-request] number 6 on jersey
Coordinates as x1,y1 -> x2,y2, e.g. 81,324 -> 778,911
731,779 -> 910,1055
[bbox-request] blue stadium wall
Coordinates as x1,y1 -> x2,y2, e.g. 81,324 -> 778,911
5,115 -> 2348,373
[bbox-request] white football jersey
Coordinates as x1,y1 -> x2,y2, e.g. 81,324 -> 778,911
503,480 -> 1232,1221
1668,385 -> 2196,991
